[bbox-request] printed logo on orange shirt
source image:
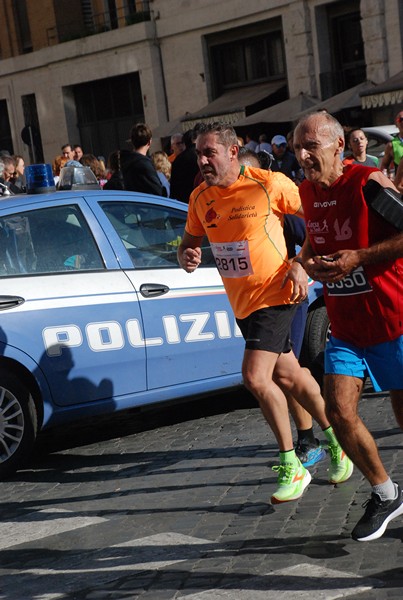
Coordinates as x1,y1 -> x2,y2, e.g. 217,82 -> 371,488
205,206 -> 220,228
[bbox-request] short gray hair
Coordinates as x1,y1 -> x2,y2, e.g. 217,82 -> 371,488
170,132 -> 183,144
295,111 -> 345,142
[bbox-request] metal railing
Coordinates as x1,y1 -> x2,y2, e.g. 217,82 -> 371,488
46,2 -> 151,46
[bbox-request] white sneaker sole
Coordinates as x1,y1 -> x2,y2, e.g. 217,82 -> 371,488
354,501 -> 403,542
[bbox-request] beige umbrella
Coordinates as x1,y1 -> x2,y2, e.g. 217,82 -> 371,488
296,81 -> 375,118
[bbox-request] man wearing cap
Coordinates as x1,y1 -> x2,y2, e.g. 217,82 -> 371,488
271,134 -> 303,184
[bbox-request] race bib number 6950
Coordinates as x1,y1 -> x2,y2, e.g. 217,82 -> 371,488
210,240 -> 253,278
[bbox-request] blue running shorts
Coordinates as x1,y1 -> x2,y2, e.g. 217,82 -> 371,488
325,335 -> 403,392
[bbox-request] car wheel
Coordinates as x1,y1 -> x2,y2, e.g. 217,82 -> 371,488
0,373 -> 38,479
300,304 -> 330,386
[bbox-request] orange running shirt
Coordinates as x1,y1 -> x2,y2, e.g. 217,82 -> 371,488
186,165 -> 302,319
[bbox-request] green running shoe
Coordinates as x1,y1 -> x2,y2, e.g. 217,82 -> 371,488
271,460 -> 311,504
328,443 -> 354,484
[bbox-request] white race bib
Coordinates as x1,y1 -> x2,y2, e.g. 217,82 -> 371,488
210,241 -> 253,278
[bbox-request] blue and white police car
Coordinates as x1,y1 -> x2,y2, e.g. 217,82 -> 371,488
0,186 -> 327,478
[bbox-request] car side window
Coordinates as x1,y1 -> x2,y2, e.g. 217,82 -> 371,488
0,205 -> 104,276
100,200 -> 215,268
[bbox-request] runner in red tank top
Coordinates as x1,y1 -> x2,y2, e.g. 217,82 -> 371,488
294,111 -> 403,542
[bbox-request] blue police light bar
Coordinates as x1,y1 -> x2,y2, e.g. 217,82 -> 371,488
25,164 -> 56,194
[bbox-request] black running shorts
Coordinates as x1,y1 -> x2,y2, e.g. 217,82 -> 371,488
236,305 -> 297,353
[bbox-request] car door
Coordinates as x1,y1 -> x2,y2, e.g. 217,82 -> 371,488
0,196 -> 146,407
95,194 -> 244,391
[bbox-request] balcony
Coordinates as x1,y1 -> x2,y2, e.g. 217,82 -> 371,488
46,2 -> 151,46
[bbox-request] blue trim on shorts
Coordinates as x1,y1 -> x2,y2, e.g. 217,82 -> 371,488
325,335 -> 403,392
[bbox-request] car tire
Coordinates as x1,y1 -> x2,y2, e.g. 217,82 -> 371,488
300,304 -> 330,387
0,372 -> 38,479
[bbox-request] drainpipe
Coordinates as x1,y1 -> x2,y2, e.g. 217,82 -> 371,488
3,0 -> 15,56
151,10 -> 170,122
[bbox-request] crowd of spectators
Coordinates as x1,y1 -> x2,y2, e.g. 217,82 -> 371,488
2,109 -> 403,199
0,151 -> 26,194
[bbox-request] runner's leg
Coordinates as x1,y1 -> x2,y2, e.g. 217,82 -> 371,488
390,389 -> 403,430
324,373 -> 388,485
242,348 -> 294,451
273,351 -> 330,429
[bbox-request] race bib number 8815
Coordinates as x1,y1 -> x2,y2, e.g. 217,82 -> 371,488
210,240 -> 253,278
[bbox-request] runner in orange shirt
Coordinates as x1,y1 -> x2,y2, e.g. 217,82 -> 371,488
178,122 -> 352,504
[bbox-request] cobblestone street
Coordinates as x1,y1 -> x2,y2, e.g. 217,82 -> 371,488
1,391 -> 403,599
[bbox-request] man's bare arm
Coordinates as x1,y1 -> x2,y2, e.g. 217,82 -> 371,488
177,231 -> 204,273
355,231 -> 403,266
368,167 -> 400,191
325,169 -> 403,273
394,159 -> 403,193
300,235 -> 314,258
379,141 -> 394,172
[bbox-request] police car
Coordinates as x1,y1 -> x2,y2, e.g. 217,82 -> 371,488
0,187 -> 326,478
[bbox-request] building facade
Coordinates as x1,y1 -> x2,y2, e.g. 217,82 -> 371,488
0,0 -> 402,164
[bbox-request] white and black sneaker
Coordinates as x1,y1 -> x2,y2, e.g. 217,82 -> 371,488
352,484 -> 403,542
